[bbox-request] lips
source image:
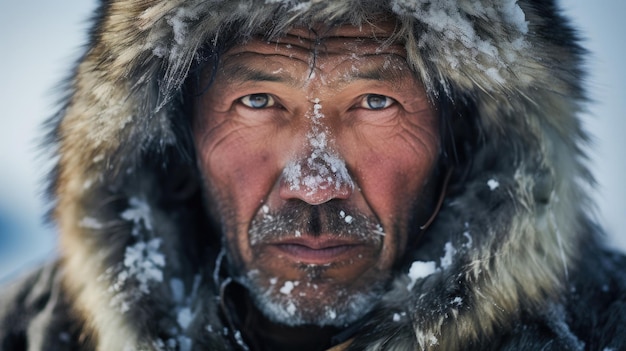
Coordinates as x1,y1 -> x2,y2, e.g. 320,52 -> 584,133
266,236 -> 366,264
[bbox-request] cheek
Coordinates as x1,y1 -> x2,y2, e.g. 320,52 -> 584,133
195,129 -> 282,268
196,127 -> 279,227
346,123 -> 439,219
342,118 -> 439,263
358,151 -> 434,220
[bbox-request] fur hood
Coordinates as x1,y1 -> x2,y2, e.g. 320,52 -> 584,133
37,0 -> 617,350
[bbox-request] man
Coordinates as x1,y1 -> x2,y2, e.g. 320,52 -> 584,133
1,0 -> 624,350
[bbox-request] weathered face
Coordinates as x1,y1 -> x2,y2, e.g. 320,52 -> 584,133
192,23 -> 439,326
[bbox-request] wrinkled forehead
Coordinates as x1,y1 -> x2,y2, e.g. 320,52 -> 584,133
226,18 -> 406,57
218,20 -> 408,76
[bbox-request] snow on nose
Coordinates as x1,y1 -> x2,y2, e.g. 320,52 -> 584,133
280,99 -> 354,204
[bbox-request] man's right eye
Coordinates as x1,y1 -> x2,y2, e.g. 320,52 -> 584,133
240,93 -> 275,108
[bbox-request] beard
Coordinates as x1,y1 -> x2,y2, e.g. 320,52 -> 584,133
226,200 -> 392,327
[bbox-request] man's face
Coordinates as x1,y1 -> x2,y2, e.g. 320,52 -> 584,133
192,23 -> 439,326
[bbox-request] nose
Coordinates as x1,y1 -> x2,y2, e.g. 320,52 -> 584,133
280,149 -> 354,205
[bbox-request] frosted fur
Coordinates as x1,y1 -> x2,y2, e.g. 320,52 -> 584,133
391,0 -> 529,88
31,0 -> 614,350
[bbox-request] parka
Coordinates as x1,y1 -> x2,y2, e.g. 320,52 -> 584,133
1,0 -> 625,350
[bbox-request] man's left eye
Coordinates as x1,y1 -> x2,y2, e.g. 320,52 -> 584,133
240,93 -> 275,108
360,94 -> 395,110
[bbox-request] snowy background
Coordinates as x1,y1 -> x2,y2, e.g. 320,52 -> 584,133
1,1 -> 625,281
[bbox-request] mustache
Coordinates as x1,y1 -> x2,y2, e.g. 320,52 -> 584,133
249,200 -> 385,245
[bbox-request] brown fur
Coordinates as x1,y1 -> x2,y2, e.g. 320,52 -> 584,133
35,0 -> 609,350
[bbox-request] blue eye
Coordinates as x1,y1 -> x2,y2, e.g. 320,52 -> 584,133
361,94 -> 395,110
240,93 -> 275,108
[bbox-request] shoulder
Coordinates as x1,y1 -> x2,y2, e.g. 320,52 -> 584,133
0,262 -> 88,351
503,248 -> 626,351
566,248 -> 626,349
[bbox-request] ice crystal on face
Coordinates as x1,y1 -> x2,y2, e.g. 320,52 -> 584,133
121,197 -> 153,236
280,281 -> 296,295
339,210 -> 355,224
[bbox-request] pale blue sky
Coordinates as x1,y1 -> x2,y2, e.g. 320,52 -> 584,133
0,1 -> 624,280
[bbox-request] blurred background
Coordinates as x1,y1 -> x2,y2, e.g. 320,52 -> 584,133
1,1 -> 625,281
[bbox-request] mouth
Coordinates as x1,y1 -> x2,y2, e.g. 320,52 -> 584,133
267,236 -> 367,265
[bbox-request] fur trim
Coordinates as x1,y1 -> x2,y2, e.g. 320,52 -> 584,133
44,0 -> 597,349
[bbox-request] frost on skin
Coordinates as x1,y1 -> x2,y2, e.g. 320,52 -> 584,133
283,99 -> 354,197
339,210 -> 354,224
280,281 -> 297,295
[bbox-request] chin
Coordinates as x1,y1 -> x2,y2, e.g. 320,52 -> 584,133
239,270 -> 389,327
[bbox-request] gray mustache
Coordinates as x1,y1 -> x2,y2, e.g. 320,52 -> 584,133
249,200 -> 385,245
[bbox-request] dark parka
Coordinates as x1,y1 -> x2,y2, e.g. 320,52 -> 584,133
1,0 -> 625,350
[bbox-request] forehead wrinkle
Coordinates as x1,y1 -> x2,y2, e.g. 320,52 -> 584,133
218,59 -> 300,87
337,53 -> 412,84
